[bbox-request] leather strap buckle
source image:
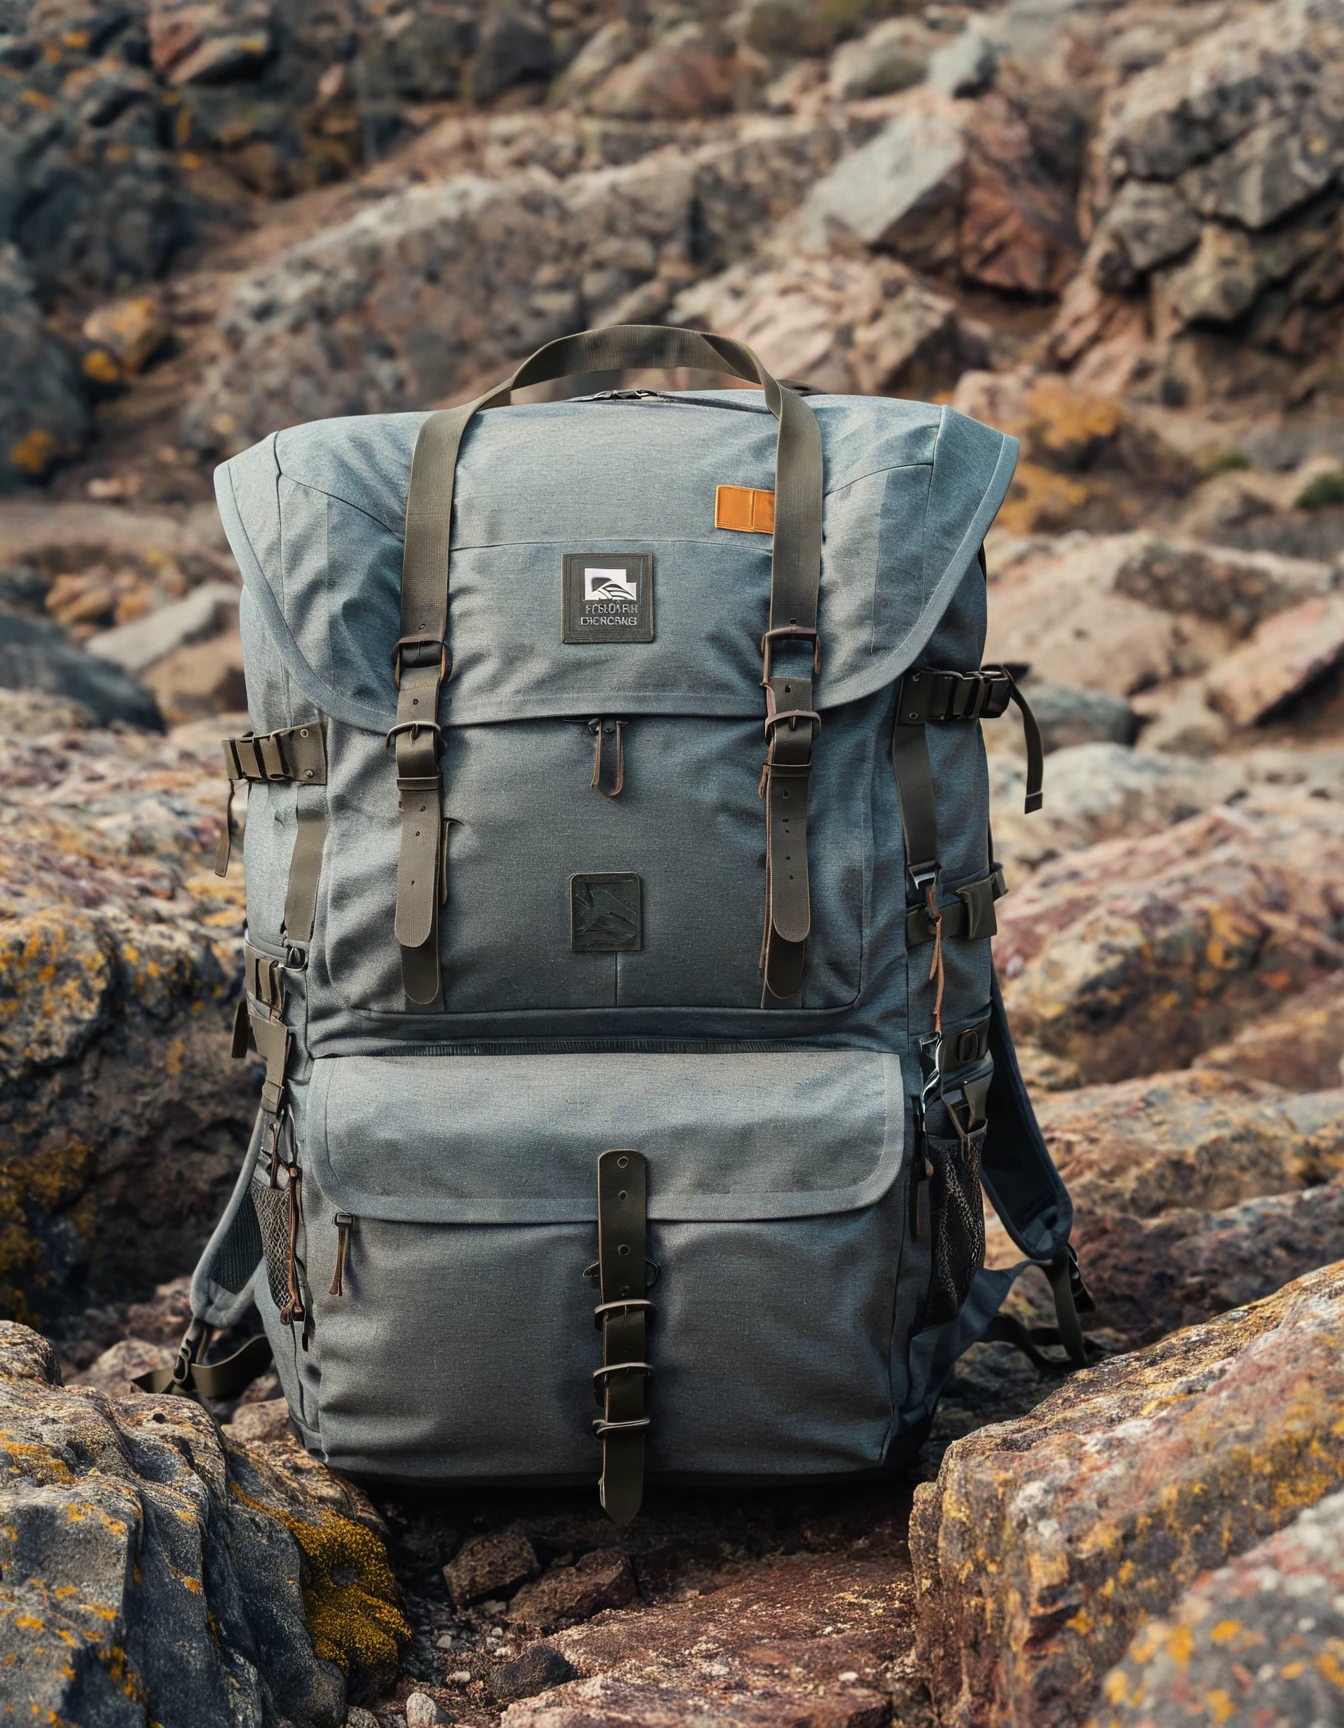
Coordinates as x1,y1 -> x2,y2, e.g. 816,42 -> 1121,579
391,635 -> 449,689
760,624 -> 819,683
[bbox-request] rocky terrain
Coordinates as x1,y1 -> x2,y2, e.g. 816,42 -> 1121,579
3,0 -> 1344,1723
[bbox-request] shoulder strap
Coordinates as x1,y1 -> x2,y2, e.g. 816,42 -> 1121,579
980,961 -> 1073,1263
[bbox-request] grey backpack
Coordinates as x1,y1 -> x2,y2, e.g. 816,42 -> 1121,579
154,326 -> 1090,1524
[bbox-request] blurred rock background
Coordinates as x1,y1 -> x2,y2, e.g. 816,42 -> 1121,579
2,1 -> 1344,1724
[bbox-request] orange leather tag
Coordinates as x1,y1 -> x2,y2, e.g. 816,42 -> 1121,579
715,484 -> 776,534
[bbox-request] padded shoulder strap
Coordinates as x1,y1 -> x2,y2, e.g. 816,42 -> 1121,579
980,962 -> 1074,1262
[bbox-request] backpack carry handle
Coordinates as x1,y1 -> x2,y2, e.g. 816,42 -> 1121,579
390,326 -> 824,1007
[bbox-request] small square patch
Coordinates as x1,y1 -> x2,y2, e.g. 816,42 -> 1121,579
562,553 -> 653,644
570,873 -> 643,953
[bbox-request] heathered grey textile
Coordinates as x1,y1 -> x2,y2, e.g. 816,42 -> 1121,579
199,384 -> 1075,1487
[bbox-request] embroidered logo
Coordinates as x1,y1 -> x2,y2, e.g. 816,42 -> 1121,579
562,552 -> 653,644
570,873 -> 643,953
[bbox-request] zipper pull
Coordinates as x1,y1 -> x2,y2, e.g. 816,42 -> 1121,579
330,1212 -> 354,1297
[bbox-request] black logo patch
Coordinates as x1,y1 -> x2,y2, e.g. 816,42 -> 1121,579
562,553 -> 653,644
570,873 -> 642,953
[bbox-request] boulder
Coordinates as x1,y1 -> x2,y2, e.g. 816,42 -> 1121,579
444,1527 -> 540,1609
1194,972 -> 1344,1090
85,579 -> 240,675
81,294 -> 171,379
988,742 -> 1239,870
492,1645 -> 580,1704
1071,1175 -> 1344,1349
671,252 -> 988,398
588,24 -> 737,121
996,801 -> 1344,1082
468,4 -> 554,105
1092,1487 -> 1344,1727
1204,593 -> 1344,726
797,90 -> 1079,292
0,710 -> 255,1318
0,1321 -> 405,1724
984,533 -> 1331,696
1035,1071 -> 1344,1218
0,608 -> 162,729
827,19 -> 935,102
910,1261 -> 1344,1728
0,244 -> 91,492
1018,684 -> 1139,752
143,627 -> 249,722
506,1549 -> 638,1635
928,28 -> 996,99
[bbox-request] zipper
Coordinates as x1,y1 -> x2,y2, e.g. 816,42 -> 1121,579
573,389 -> 769,414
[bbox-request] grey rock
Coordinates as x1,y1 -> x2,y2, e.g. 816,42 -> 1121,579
492,1643 -> 580,1702
1022,683 -> 1139,751
0,1320 -> 382,1727
403,1693 -> 450,1728
358,5 -> 477,102
468,5 -> 554,104
0,608 -> 162,729
797,102 -> 965,266
85,580 -> 240,675
827,19 -> 934,102
928,27 -> 996,98
0,244 -> 91,493
1097,1487 -> 1344,1724
1086,180 -> 1201,291
1177,108 -> 1342,230
1110,537 -> 1335,634
729,0 -> 847,57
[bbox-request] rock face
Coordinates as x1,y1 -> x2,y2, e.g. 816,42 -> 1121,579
1036,1072 -> 1344,1219
1091,1486 -> 1344,1727
910,1261 -> 1344,1728
1068,0 -> 1344,399
184,116 -> 853,451
0,706 -> 254,1319
997,801 -> 1344,1083
0,1320 -> 405,1725
672,251 -> 989,398
0,246 -> 91,492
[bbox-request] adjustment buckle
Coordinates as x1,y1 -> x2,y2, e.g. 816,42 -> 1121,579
761,624 -> 820,683
391,635 -> 450,690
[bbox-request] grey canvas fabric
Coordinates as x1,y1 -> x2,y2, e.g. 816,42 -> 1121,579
193,375 -> 1077,1491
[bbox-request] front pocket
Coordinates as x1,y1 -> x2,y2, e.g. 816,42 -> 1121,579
319,709 -> 872,1017
290,1047 -> 905,1481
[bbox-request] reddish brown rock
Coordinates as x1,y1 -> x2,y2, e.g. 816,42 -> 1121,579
588,26 -> 737,121
1069,1175 -> 1344,1347
1089,1487 -> 1344,1727
672,252 -> 989,398
503,1542 -> 912,1728
0,713 -> 254,1319
71,1335 -> 174,1395
1205,594 -> 1344,726
507,1549 -> 637,1635
997,801 -> 1344,1083
444,1527 -> 540,1609
1036,1073 -> 1344,1218
910,1262 -> 1344,1728
1194,972 -> 1344,1090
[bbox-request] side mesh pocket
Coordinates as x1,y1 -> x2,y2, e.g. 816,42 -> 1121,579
253,1178 -> 292,1313
923,1125 -> 987,1327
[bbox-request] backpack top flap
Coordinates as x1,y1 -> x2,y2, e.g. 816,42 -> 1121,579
215,393 -> 1017,734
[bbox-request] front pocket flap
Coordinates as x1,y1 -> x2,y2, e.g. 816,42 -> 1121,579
307,1050 -> 903,1224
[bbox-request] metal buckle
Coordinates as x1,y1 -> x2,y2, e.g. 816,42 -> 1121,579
391,635 -> 449,690
593,1297 -> 656,1330
760,624 -> 820,683
384,719 -> 446,752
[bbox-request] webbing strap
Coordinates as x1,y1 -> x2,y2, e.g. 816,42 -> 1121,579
283,796 -> 327,944
397,324 -> 823,1008
594,1148 -> 651,1527
895,664 -> 1044,815
906,864 -> 1007,947
215,721 -> 327,877
133,1331 -> 274,1400
891,719 -> 941,890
